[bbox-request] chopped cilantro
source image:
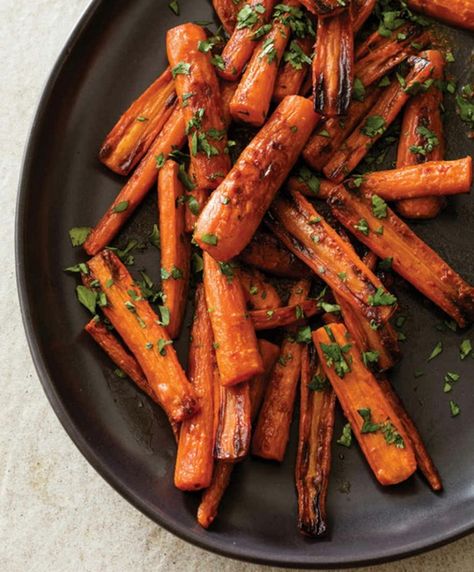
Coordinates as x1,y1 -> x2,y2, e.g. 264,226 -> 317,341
337,423 -> 353,447
69,227 -> 92,247
368,288 -> 397,307
427,341 -> 443,361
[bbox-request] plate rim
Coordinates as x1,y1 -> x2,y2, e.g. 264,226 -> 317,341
14,0 -> 474,567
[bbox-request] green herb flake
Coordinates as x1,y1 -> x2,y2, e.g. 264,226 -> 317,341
155,153 -> 165,168
460,339 -> 472,360
337,423 -> 353,447
76,285 -> 97,314
297,165 -> 320,195
171,62 -> 191,78
296,325 -> 312,344
149,224 -> 160,248
449,400 -> 461,417
354,218 -> 370,236
65,262 -> 89,274
371,195 -> 388,219
320,341 -> 352,378
236,3 -> 265,30
200,233 -> 218,246
112,201 -> 129,213
114,368 -> 127,379
157,338 -> 173,356
428,341 -> 443,361
192,252 -> 204,273
378,257 -> 393,271
168,0 -> 180,15
368,288 -> 397,307
362,350 -> 380,367
361,115 -> 386,138
358,408 -> 380,434
158,305 -> 170,327
69,227 -> 92,247
353,77 -> 366,102
308,372 -> 330,392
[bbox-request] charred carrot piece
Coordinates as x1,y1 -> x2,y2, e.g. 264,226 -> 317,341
273,37 -> 313,102
324,55 -> 434,182
312,8 -> 354,116
84,106 -> 186,256
296,344 -> 335,537
218,0 -> 276,81
86,250 -> 198,423
396,50 -> 446,219
251,299 -> 320,330
302,87 -> 381,172
167,24 -> 230,191
328,185 -> 474,327
405,0 -> 474,31
238,267 -> 282,310
174,285 -> 216,490
313,323 -> 417,485
299,0 -> 347,16
268,191 -> 397,323
252,280 -> 310,461
239,229 -> 312,279
212,0 -> 243,34
351,0 -> 376,33
203,252 -> 264,385
195,95 -> 319,261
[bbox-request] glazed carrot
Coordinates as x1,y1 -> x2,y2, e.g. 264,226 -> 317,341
299,0 -> 347,16
351,0 -> 376,33
251,299 -> 320,330
194,96 -> 320,261
87,250 -> 198,422
296,344 -> 335,537
267,191 -> 397,323
328,185 -> 474,327
174,286 -> 216,490
218,0 -> 276,81
252,280 -> 310,461
249,339 -> 280,415
203,252 -> 264,385
158,161 -> 191,339
99,68 -> 177,176
313,324 -> 417,486
167,24 -> 230,191
396,50 -> 446,219
302,87 -> 381,172
273,37 -> 313,102
405,0 -> 474,31
84,106 -> 186,256
377,378 -> 443,491
312,8 -> 354,116
239,229 -> 312,278
212,0 -> 243,34
238,267 -> 282,310
324,55 -> 434,182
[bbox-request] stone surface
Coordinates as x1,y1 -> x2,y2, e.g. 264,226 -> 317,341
0,1 -> 473,570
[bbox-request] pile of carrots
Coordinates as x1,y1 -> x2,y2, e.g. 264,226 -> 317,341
70,0 -> 474,535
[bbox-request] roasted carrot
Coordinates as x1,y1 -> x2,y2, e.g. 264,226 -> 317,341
296,344 -> 335,537
84,106 -> 186,256
273,37 -> 313,102
99,68 -> 177,176
218,0 -> 276,81
195,95 -> 320,261
328,185 -> 474,327
396,50 -> 446,219
298,0 -> 347,16
324,55 -> 434,182
238,267 -> 282,310
377,378 -> 443,491
212,0 -> 242,34
252,280 -> 310,461
175,285 -> 216,490
268,191 -> 397,323
203,252 -> 264,385
312,8 -> 354,116
251,299 -> 320,330
405,0 -> 474,31
158,161 -> 191,339
351,0 -> 377,33
167,24 -> 230,191
249,339 -> 280,415
313,323 -> 417,485
239,229 -> 311,278
86,250 -> 198,422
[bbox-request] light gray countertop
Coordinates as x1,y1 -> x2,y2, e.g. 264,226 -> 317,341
1,0 -> 473,570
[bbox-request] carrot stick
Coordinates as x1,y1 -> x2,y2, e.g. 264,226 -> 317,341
396,49 -> 446,219
324,55 -> 434,182
99,68 -> 177,176
328,185 -> 474,327
249,339 -> 280,416
268,191 -> 397,323
312,8 -> 354,116
313,323 -> 417,485
218,0 -> 276,81
203,252 -> 264,386
296,344 -> 335,537
158,160 -> 191,339
167,23 -> 231,191
239,229 -> 312,278
212,0 -> 243,34
251,299 -> 320,330
273,37 -> 313,102
405,0 -> 474,31
252,280 -> 310,461
174,285 -> 216,490
86,250 -> 198,423
84,106 -> 186,256
238,267 -> 282,310
351,0 -> 377,33
195,95 -> 320,261
298,0 -> 347,16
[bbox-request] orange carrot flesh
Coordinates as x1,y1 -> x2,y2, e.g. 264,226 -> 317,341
239,229 -> 312,279
203,252 -> 264,386
313,323 -> 417,485
328,185 -> 474,327
251,299 -> 320,330
296,344 -> 335,537
99,68 -> 177,176
174,285 -> 216,491
251,280 -> 310,461
212,0 -> 243,34
312,8 -> 354,117
158,161 -> 191,339
268,191 -> 397,323
405,0 -> 474,31
323,55 -> 434,182
273,36 -> 313,102
218,0 -> 276,81
352,0 -> 377,33
86,250 -> 198,423
238,267 -> 282,310
194,95 -> 320,261
167,24 -> 231,191
249,339 -> 280,416
84,106 -> 186,256
299,0 -> 347,16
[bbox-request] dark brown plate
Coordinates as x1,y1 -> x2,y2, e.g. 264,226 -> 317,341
16,0 -> 474,568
